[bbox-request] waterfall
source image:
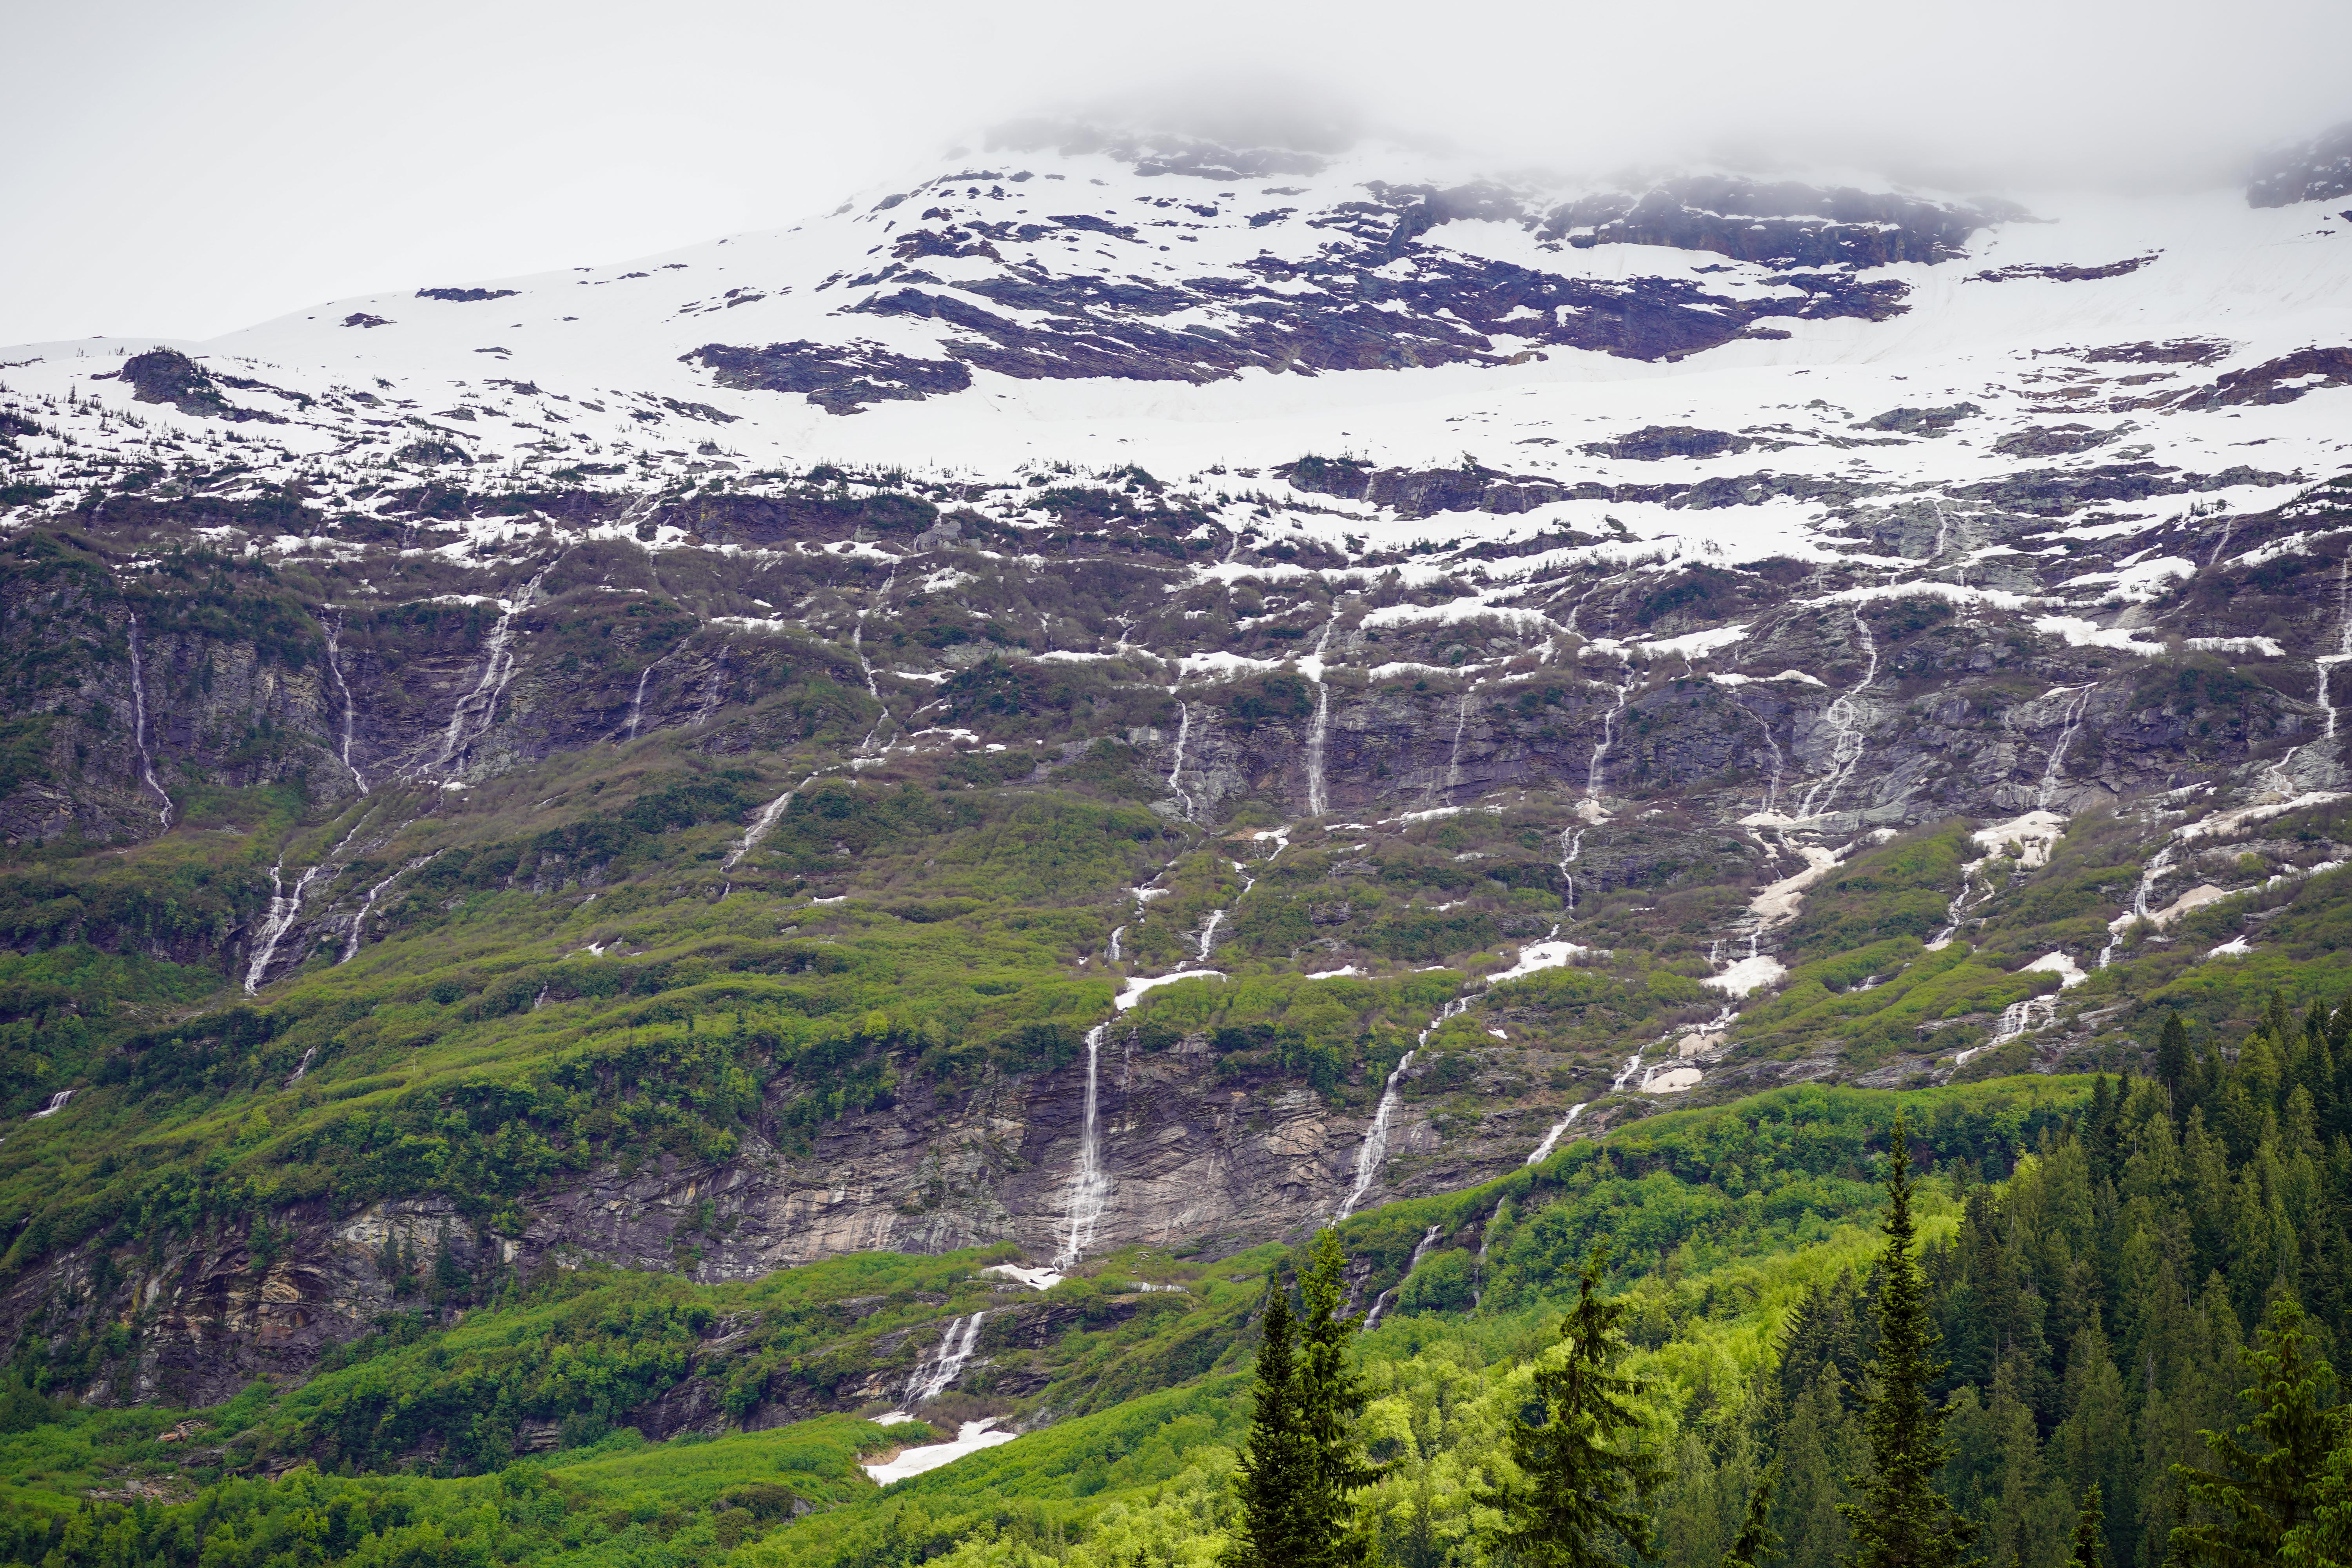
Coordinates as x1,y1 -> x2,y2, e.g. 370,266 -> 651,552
2097,841 -> 2178,969
1988,995 -> 2058,1047
28,1089 -> 74,1119
722,775 -> 815,872
1107,926 -> 1124,964
2036,685 -> 2095,809
323,617 -> 366,791
245,858 -> 328,994
1929,498 -> 1955,560
1555,827 -> 1583,921
1339,999 -> 1465,1220
2318,557 -> 2352,742
1305,686 -> 1332,817
427,564 -> 552,777
905,1312 -> 989,1405
125,614 -> 172,829
1195,906 -> 1227,961
619,653 -> 671,742
1795,609 -> 1879,818
1433,687 -> 1475,805
1743,701 -> 1786,815
1610,1051 -> 1646,1093
1584,659 -> 1638,804
285,1045 -> 318,1087
1927,855 -> 1992,949
1363,1223 -> 1446,1331
341,856 -> 428,964
1052,1024 -> 1112,1269
1165,697 -> 1194,820
852,568 -> 898,757
1526,1102 -> 1587,1165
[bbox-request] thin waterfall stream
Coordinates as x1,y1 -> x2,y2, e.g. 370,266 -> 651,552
125,613 -> 172,829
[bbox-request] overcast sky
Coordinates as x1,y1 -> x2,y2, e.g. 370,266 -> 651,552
5,0 -> 2347,347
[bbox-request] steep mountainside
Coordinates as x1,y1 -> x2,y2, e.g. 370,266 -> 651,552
0,118 -> 2350,1444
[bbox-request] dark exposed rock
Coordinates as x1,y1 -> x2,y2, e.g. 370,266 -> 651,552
416,287 -> 522,302
1972,255 -> 2158,282
2180,347 -> 2352,409
2082,338 -> 2232,366
1860,403 -> 1982,435
340,312 -> 390,328
1577,426 -> 1754,461
2247,120 -> 2352,207
1993,424 -> 2123,458
120,349 -> 287,424
683,339 -> 973,415
1539,178 -> 2016,268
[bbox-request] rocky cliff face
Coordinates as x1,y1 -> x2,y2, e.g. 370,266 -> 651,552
4,119 -> 2352,1415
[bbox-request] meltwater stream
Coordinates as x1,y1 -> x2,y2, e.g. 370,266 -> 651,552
1051,1025 -> 1113,1270
125,614 -> 172,829
1337,998 -> 1468,1220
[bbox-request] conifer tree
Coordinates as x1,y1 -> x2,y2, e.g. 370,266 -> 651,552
1296,1227 -> 1378,1568
1840,1106 -> 1977,1568
2069,1483 -> 2105,1568
2159,1014 -> 2191,1106
1724,1465 -> 1784,1568
1225,1281 -> 1317,1568
1477,1241 -> 1666,1568
2171,1297 -> 2348,1568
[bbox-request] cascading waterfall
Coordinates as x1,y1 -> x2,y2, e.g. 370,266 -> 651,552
904,1312 -> 989,1405
1107,926 -> 1124,963
2317,557 -> 2352,742
1795,609 -> 1879,818
1928,498 -> 1956,561
2097,840 -> 2178,969
1165,697 -> 1195,820
1305,686 -> 1332,816
427,564 -> 553,777
341,856 -> 429,964
285,1045 -> 318,1087
1742,701 -> 1786,815
721,773 -> 817,872
1051,1025 -> 1114,1269
323,617 -> 366,791
1610,1051 -> 1646,1093
1338,998 -> 1466,1220
1432,686 -> 1474,805
619,652 -> 673,742
29,1089 -> 75,1119
125,613 -> 172,828
1555,827 -> 1583,921
851,573 -> 897,757
1583,657 -> 1638,806
2036,684 -> 2096,809
1927,855 -> 1992,949
1525,1102 -> 1587,1165
245,858 -> 328,994
1363,1223 -> 1446,1331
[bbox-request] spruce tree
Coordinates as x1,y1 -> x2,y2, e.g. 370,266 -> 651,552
2159,1014 -> 2191,1107
1296,1227 -> 1378,1568
1724,1464 -> 1784,1568
1839,1106 -> 1977,1568
1225,1282 -> 1317,1568
2171,1296 -> 2348,1568
1477,1241 -> 1666,1568
2068,1483 -> 2105,1568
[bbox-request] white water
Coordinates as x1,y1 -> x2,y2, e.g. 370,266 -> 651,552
2097,840 -> 2179,969
245,858 -> 327,994
285,1045 -> 317,1087
862,1419 -> 1018,1485
1555,827 -> 1584,920
1526,1102 -> 1587,1165
125,614 -> 172,828
1926,856 -> 1993,949
1165,697 -> 1195,820
1305,685 -> 1332,816
2318,557 -> 2352,742
1795,609 -> 1879,818
721,774 -> 815,871
2036,685 -> 2095,810
851,570 -> 897,757
1106,925 -> 1123,963
1195,906 -> 1227,960
619,652 -> 673,742
1583,657 -> 1638,807
904,1311 -> 989,1405
1743,701 -> 1786,815
1052,1025 -> 1112,1270
341,856 -> 428,964
323,617 -> 366,790
1610,1051 -> 1646,1093
1928,497 -> 1955,560
1338,998 -> 1466,1220
1434,686 -> 1474,805
1363,1222 -> 1446,1331
427,565 -> 552,777
28,1089 -> 74,1119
